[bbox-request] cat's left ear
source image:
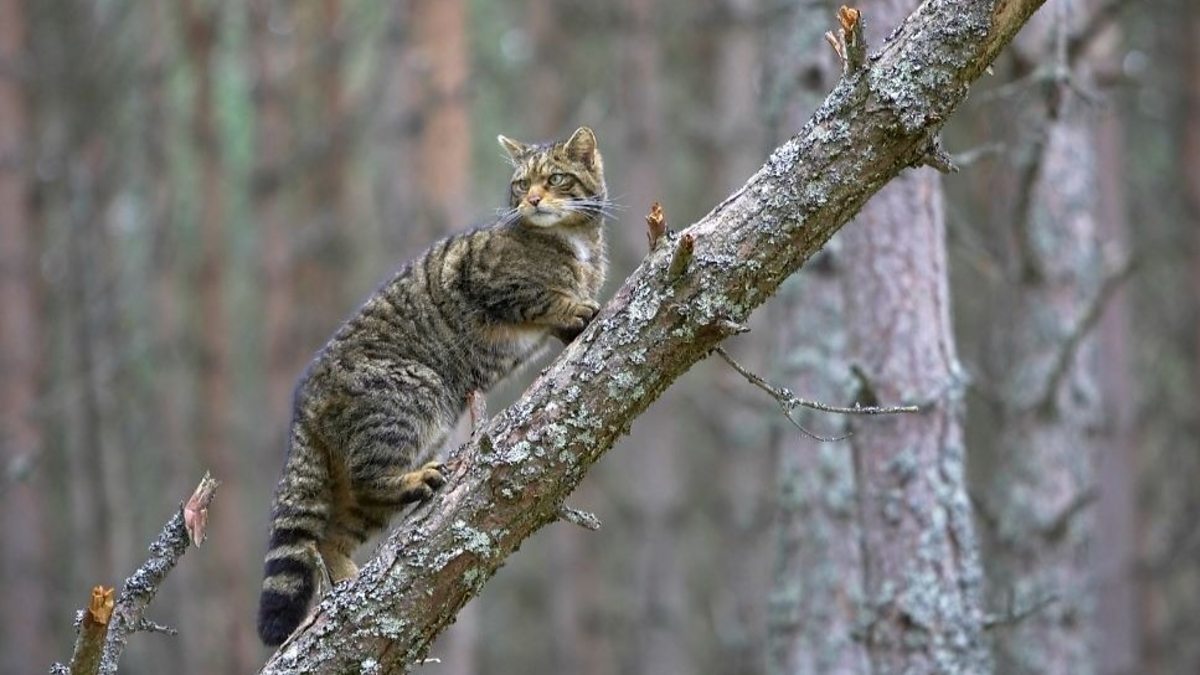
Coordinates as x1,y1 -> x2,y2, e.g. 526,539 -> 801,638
498,134 -> 529,162
565,126 -> 598,168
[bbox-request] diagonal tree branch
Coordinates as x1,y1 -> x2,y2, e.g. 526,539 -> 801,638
259,0 -> 1049,671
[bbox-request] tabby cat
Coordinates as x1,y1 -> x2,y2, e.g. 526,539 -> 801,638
257,127 -> 610,646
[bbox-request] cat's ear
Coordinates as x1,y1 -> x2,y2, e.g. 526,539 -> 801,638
564,126 -> 597,168
497,134 -> 529,162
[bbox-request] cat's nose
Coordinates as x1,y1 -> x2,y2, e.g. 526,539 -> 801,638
527,194 -> 542,207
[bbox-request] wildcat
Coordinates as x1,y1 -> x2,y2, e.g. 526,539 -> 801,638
257,127 -> 610,646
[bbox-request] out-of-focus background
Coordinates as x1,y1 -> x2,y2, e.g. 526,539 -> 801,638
1,0 -> 1196,673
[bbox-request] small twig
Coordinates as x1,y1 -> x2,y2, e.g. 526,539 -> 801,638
645,201 -> 668,250
557,505 -> 602,531
667,232 -> 695,281
462,389 -> 491,460
92,473 -> 219,675
65,587 -> 115,675
983,593 -> 1060,630
714,319 -> 751,337
719,348 -> 918,416
183,473 -> 219,547
950,142 -> 1006,169
918,133 -> 959,174
132,618 -> 178,636
825,6 -> 866,76
715,347 -> 917,443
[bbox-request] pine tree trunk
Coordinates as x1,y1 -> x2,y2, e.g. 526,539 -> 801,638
762,3 -> 872,673
0,2 -> 51,670
180,1 -> 255,670
979,3 -> 1114,671
842,173 -> 990,675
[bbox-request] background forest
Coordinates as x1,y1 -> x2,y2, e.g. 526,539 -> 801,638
0,0 -> 1196,673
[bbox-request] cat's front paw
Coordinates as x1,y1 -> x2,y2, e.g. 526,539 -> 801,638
396,461 -> 447,503
570,299 -> 600,326
555,299 -> 600,342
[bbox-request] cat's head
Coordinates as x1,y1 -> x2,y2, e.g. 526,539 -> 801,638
497,126 -> 608,228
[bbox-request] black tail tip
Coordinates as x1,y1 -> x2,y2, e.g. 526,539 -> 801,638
257,590 -> 309,647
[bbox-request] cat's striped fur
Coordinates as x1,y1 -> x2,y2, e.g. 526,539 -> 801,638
257,127 -> 609,646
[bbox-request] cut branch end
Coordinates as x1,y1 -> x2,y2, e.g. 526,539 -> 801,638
558,505 -> 602,531
827,6 -> 867,75
645,201 -> 668,251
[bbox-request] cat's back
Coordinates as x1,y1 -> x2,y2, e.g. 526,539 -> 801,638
294,226 -> 526,409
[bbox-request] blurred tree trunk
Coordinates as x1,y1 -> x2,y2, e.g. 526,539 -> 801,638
0,1 -> 51,670
517,2 -> 597,673
977,3 -> 1114,672
179,1 -> 255,670
706,2 -> 777,672
837,5 -> 989,674
618,1 -> 690,673
1139,1 -> 1200,670
250,0 -> 300,433
374,0 -> 420,262
761,6 -> 871,673
409,2 -> 479,672
841,172 -> 990,675
1091,26 -> 1138,675
146,3 -> 200,670
289,1 -> 353,357
527,0 -> 568,137
413,0 -> 470,233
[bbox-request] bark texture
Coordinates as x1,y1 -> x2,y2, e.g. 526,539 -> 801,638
258,0 -> 1047,670
844,167 -> 987,674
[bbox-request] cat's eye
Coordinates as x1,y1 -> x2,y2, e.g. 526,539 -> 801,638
547,173 -> 572,187
513,178 -> 530,193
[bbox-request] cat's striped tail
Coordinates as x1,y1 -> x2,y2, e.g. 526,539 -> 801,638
257,426 -> 330,647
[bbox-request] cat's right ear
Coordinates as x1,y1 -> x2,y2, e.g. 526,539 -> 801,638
497,135 -> 528,162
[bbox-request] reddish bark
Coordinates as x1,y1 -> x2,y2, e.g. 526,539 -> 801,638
179,1 -> 254,670
0,2 -> 51,670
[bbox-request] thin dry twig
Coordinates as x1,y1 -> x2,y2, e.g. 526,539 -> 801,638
983,592 -> 1060,630
94,473 -> 217,674
715,347 -> 919,443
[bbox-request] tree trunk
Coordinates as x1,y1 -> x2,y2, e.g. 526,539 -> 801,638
0,1 -> 51,670
1091,25 -> 1138,675
413,0 -> 471,233
842,162 -> 989,675
979,3 -> 1113,671
762,4 -> 872,674
249,0 -> 300,433
617,2 -> 691,673
830,2 -> 992,674
179,1 -> 255,670
258,0 -> 1050,669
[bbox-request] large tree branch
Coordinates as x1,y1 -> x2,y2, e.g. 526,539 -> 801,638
259,0 -> 1046,671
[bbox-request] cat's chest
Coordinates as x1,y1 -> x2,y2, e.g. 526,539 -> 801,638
565,231 -> 593,263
